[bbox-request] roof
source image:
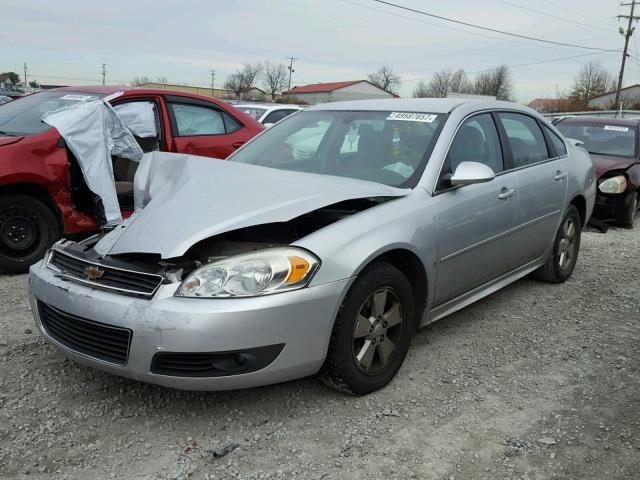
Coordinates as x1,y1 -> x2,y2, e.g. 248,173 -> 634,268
589,83 -> 640,101
239,87 -> 266,93
528,98 -> 561,108
307,98 -> 525,114
287,80 -> 373,94
0,73 -> 13,82
555,116 -> 640,127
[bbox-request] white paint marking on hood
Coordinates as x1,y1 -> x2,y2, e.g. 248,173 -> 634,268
94,152 -> 409,259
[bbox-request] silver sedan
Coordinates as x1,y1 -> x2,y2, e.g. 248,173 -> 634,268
28,99 -> 596,394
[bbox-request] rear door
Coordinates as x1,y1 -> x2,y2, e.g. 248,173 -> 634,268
433,112 -> 520,304
496,112 -> 568,265
165,96 -> 248,159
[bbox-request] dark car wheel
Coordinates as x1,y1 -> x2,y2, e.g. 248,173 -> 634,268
0,194 -> 60,274
532,204 -> 582,284
319,262 -> 415,395
618,191 -> 638,229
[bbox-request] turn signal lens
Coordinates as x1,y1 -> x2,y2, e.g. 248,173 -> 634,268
286,256 -> 310,283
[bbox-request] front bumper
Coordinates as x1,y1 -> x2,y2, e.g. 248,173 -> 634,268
28,261 -> 350,390
593,191 -> 632,220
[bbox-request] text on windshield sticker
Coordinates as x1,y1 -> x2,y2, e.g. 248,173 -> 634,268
387,112 -> 437,123
604,125 -> 629,132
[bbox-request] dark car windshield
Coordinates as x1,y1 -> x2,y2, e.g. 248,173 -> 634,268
556,121 -> 637,158
230,110 -> 445,188
0,91 -> 104,136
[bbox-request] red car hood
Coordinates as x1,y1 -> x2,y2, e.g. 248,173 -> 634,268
589,153 -> 638,178
0,136 -> 24,147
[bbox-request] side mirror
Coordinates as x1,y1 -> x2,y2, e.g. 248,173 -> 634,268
263,122 -> 275,129
449,161 -> 495,186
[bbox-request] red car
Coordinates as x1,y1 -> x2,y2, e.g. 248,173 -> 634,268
555,117 -> 640,228
0,86 -> 264,273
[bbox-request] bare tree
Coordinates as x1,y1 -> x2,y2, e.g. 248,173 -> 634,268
262,62 -> 287,100
224,73 -> 244,99
130,76 -> 152,87
472,65 -> 513,101
570,61 -> 615,108
368,66 -> 401,94
156,76 -> 168,85
413,69 -> 470,98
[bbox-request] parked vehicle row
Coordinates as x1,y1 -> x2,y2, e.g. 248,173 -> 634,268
0,87 -> 264,273
28,98 -> 596,394
234,103 -> 303,127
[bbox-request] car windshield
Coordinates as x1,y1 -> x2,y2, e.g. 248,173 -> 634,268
0,91 -> 104,136
556,122 -> 637,158
238,107 -> 268,120
230,110 -> 445,188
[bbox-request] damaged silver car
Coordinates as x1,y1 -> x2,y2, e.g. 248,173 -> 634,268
28,99 -> 596,394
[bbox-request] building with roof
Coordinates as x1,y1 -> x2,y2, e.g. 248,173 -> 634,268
0,73 -> 15,91
528,98 -> 563,113
588,84 -> 640,109
285,80 -> 398,104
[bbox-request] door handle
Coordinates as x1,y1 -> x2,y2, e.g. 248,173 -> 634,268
554,171 -> 567,181
232,141 -> 245,149
498,187 -> 515,200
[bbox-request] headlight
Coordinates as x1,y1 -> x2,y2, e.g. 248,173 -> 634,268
599,175 -> 627,194
175,247 -> 319,298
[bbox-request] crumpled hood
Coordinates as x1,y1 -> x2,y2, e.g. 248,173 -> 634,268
94,152 -> 408,258
590,153 -> 639,178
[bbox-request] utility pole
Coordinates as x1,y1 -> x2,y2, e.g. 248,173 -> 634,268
286,56 -> 297,93
614,1 -> 640,110
23,62 -> 27,89
210,69 -> 215,97
101,63 -> 107,86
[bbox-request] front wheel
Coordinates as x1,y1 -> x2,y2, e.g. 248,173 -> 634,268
532,205 -> 582,283
319,262 -> 415,395
618,191 -> 638,229
0,194 -> 60,274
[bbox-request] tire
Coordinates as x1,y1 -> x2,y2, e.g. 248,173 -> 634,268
0,194 -> 60,274
319,262 -> 415,395
532,204 -> 582,283
617,191 -> 638,229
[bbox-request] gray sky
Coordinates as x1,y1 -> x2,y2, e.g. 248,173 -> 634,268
0,0 -> 632,102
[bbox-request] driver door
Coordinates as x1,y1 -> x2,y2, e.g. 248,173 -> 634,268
433,113 -> 519,305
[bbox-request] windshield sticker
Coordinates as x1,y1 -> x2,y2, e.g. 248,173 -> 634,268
59,94 -> 93,102
604,125 -> 629,132
387,112 -> 437,123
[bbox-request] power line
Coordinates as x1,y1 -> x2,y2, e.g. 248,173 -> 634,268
540,0 -> 616,25
369,0 -> 619,51
341,0 -> 591,53
614,0 -> 640,109
497,0 -> 613,33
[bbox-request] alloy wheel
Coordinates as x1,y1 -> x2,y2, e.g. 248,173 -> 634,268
352,287 -> 404,375
558,217 -> 576,270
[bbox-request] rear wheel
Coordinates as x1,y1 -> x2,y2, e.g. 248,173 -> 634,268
532,205 -> 581,283
319,262 -> 415,395
618,191 -> 638,229
0,194 -> 60,274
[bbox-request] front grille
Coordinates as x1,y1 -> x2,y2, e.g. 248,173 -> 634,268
38,301 -> 131,365
48,250 -> 163,298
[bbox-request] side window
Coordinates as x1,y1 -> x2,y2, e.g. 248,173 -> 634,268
263,109 -> 294,125
498,113 -> 549,168
170,103 -> 226,136
544,126 -> 567,157
443,113 -> 503,185
222,112 -> 242,133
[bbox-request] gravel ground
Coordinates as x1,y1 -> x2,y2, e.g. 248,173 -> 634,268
1,226 -> 639,480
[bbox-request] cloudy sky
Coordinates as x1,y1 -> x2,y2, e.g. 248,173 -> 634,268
0,0 -> 633,102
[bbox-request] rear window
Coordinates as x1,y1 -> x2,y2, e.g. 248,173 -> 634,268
556,122 -> 637,158
0,91 -> 103,136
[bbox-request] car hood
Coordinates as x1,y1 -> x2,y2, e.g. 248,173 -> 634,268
589,153 -> 639,178
94,152 -> 409,258
0,136 -> 24,147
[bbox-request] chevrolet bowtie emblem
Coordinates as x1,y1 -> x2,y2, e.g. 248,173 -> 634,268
83,265 -> 104,281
